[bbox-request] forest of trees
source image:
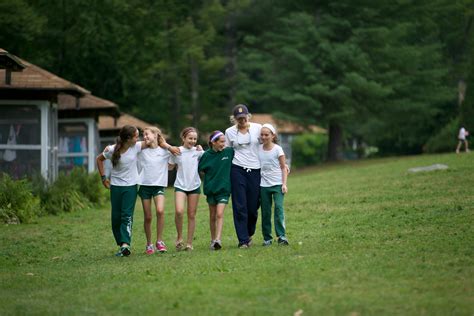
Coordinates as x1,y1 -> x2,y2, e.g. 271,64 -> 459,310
1,0 -> 473,160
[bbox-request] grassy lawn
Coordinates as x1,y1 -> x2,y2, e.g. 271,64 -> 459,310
1,153 -> 473,315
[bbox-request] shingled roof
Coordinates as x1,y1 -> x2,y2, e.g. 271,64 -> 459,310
99,113 -> 153,131
58,93 -> 120,118
0,48 -> 88,97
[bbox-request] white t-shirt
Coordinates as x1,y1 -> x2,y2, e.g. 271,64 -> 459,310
138,147 -> 171,186
169,146 -> 204,191
225,122 -> 262,169
459,127 -> 467,140
103,142 -> 142,186
259,144 -> 285,187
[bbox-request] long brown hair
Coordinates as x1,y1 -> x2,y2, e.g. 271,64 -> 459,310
111,125 -> 137,167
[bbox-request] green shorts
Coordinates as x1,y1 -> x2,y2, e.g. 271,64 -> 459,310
206,194 -> 230,205
175,187 -> 201,195
138,185 -> 166,199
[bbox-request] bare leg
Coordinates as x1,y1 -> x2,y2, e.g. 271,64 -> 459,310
456,141 -> 462,153
209,204 -> 217,241
215,203 -> 226,241
153,195 -> 165,241
174,192 -> 186,243
185,194 -> 200,247
141,199 -> 152,245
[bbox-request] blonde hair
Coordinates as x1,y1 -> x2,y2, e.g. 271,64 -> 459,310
144,126 -> 164,146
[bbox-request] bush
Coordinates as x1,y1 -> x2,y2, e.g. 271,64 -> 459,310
291,133 -> 328,168
68,167 -> 108,205
41,172 -> 91,215
0,173 -> 42,224
424,118 -> 459,153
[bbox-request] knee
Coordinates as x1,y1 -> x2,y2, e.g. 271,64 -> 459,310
175,210 -> 184,218
144,214 -> 152,223
156,208 -> 164,217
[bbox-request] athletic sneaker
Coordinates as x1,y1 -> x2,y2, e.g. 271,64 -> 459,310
121,245 -> 131,256
214,240 -> 222,250
277,237 -> 289,246
185,245 -> 194,251
247,238 -> 253,247
145,244 -> 155,255
209,240 -> 216,250
238,243 -> 249,249
156,241 -> 167,253
262,240 -> 272,246
175,240 -> 185,251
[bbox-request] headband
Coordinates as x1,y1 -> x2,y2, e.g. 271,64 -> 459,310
262,123 -> 276,135
210,131 -> 224,142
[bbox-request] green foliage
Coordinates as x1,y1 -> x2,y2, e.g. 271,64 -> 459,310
3,0 -> 473,155
0,173 -> 42,224
0,0 -> 45,57
291,133 -> 328,167
425,117 -> 460,153
68,167 -> 108,205
41,172 -> 91,215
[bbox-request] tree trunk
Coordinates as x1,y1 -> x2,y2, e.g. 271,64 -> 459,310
171,81 -> 182,140
225,11 -> 237,111
327,121 -> 343,161
190,57 -> 200,129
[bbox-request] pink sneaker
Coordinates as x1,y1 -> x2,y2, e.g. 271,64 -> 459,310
145,244 -> 155,255
156,241 -> 168,253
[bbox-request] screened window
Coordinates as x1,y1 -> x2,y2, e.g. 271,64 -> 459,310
0,105 -> 42,179
58,122 -> 89,172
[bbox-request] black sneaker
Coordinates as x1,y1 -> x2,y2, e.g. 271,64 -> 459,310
120,245 -> 131,256
277,238 -> 289,246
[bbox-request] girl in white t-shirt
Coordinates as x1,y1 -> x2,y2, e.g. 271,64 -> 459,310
96,125 -> 178,257
258,123 -> 289,246
169,127 -> 204,251
96,125 -> 142,257
138,126 -> 172,254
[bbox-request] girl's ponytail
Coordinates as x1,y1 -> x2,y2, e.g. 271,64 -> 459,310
111,125 -> 138,167
111,136 -> 122,167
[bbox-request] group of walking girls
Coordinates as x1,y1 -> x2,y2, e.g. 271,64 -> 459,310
96,104 -> 289,257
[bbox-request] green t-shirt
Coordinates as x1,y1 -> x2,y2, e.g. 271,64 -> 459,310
198,147 -> 234,196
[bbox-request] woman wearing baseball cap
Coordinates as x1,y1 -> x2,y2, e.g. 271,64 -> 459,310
225,104 -> 262,248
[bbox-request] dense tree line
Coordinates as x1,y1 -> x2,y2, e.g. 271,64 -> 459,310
1,0 -> 473,159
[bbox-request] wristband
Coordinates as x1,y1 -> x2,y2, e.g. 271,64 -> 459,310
101,175 -> 107,182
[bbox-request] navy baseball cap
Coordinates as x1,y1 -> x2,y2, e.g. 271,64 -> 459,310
233,104 -> 249,118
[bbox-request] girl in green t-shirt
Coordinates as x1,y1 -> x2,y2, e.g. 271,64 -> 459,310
198,131 -> 234,250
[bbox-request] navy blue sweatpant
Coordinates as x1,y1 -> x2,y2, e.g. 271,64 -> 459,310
231,164 -> 261,245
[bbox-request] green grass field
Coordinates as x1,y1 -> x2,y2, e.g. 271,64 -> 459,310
1,153 -> 473,315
